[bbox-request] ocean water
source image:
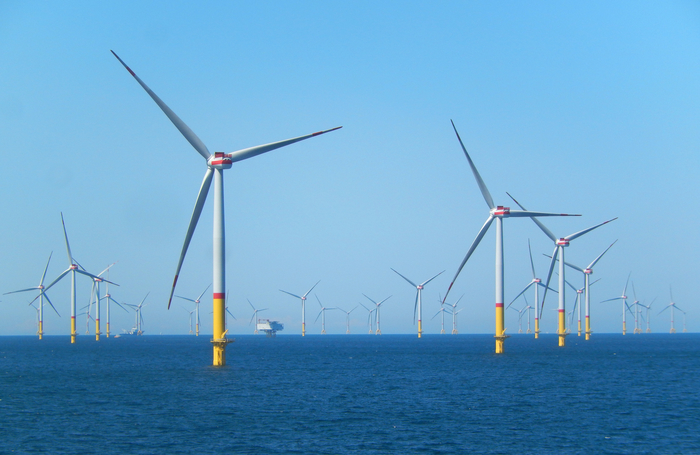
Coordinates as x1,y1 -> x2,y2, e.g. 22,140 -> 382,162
0,333 -> 698,454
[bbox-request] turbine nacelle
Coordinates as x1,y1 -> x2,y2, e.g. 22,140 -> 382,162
556,238 -> 570,246
584,268 -> 593,274
533,278 -> 541,283
208,152 -> 233,169
70,264 -> 78,270
491,206 -> 510,216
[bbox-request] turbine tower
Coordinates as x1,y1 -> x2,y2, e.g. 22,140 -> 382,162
314,295 -> 335,334
601,273 -> 632,335
442,121 -> 579,354
89,263 -> 116,341
443,294 -> 464,334
432,301 -> 451,334
101,271 -> 129,338
359,303 -> 375,334
41,213 -> 117,343
506,240 -> 556,339
112,51 -> 340,366
362,294 -> 391,334
658,287 -> 684,334
637,297 -> 656,333
508,194 -> 616,347
280,280 -> 320,337
174,284 -> 211,337
4,252 -> 60,340
391,268 -> 443,338
336,306 -> 358,334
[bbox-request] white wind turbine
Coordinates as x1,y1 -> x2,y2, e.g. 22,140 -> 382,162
443,121 -> 580,354
174,284 -> 211,337
4,252 -> 60,340
658,287 -> 684,334
41,213 -> 118,343
636,297 -> 657,333
506,240 -> 557,339
545,240 -> 616,340
280,280 -> 321,337
509,304 -> 528,333
127,293 -> 149,335
336,306 -> 358,334
443,294 -> 464,334
314,295 -> 336,335
247,299 -> 267,334
432,301 -> 452,334
507,193 -> 616,347
100,271 -> 129,338
362,294 -> 391,335
89,262 -> 117,341
359,303 -> 375,334
391,268 -> 444,338
601,272 -> 633,335
112,51 -> 340,366
181,306 -> 195,334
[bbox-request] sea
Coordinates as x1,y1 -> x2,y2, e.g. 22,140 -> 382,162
0,333 -> 698,454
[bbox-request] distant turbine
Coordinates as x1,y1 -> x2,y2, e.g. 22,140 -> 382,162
601,272 -> 632,335
508,193 -> 616,347
112,51 -> 341,366
247,299 -> 267,334
280,280 -> 320,337
391,268 -> 443,338
89,262 -> 116,341
336,306 -> 358,334
443,294 -> 464,334
127,293 -> 149,335
630,282 -> 643,334
658,287 -> 684,334
4,252 -> 60,340
174,284 -> 211,337
314,295 -> 335,335
181,306 -> 194,334
432,300 -> 452,335
100,270 -> 129,338
359,303 -> 375,334
442,122 -> 579,354
509,304 -> 528,333
362,294 -> 391,335
41,213 -> 117,343
506,240 -> 557,339
636,297 -> 657,333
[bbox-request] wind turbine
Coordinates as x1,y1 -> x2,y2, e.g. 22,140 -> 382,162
507,193 -> 616,347
636,297 -> 657,333
359,303 -> 375,334
442,121 -> 580,354
432,301 -> 452,334
314,295 -> 335,334
4,252 -> 60,339
362,294 -> 391,335
509,304 -> 529,333
100,270 -> 129,338
127,293 -> 149,335
174,284 -> 211,337
630,282 -> 643,334
391,268 -> 443,338
89,262 -> 116,341
112,51 -> 341,366
181,306 -> 194,334
247,299 -> 267,334
546,240 -> 616,340
280,280 -> 321,337
506,240 -> 557,339
443,294 -> 464,334
658,287 -> 684,334
40,213 -> 118,343
601,273 -> 632,335
336,306 -> 358,334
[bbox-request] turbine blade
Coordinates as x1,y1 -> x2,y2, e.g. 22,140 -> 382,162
174,296 -> 197,303
228,128 -> 342,164
43,292 -> 61,317
111,50 -> 211,160
565,217 -> 618,242
279,289 -> 302,299
420,270 -> 445,287
539,246 -> 559,318
226,308 -> 236,319
197,284 -> 212,301
451,120 -> 494,209
60,213 -> 74,265
4,287 -> 40,295
247,299 -> 256,311
413,292 -> 419,324
41,269 -> 70,294
506,282 -> 534,309
40,252 -> 53,286
391,268 -> 417,287
167,168 -> 214,309
623,272 -> 631,296
505,193 -> 558,242
587,239 -> 618,269
443,215 -> 494,303
528,239 -> 536,280
303,280 -> 322,298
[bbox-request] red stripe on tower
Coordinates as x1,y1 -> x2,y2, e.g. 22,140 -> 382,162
495,303 -> 504,308
213,293 -> 225,299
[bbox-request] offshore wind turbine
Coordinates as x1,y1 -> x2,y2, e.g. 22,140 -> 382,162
100,271 -> 129,338
127,293 -> 149,335
89,263 -> 116,341
112,52 -> 340,366
506,240 -> 556,339
391,268 -> 443,338
362,294 -> 391,334
442,121 -> 579,354
547,240 -> 616,340
658,287 -> 684,334
181,306 -> 195,333
4,252 -> 60,340
443,294 -> 464,334
601,273 -> 632,335
174,284 -> 211,337
637,297 -> 657,333
359,303 -> 375,334
432,301 -> 452,334
41,213 -> 117,343
280,280 -> 321,337
247,299 -> 267,334
336,306 -> 358,334
508,193 -> 616,347
314,295 -> 335,334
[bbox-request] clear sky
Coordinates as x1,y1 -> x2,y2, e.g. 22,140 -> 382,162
1,1 -> 698,337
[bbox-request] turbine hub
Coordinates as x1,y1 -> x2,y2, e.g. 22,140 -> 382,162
534,278 -> 541,283
578,290 -> 583,294
208,152 -> 233,170
492,206 -> 510,216
417,285 -> 423,290
584,268 -> 593,274
70,264 -> 78,270
556,238 -> 570,246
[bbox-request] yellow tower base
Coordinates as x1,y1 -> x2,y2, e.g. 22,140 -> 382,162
495,305 -> 508,354
38,321 -> 43,340
106,322 -> 110,338
96,320 -> 100,341
417,320 -> 422,338
71,317 -> 77,344
558,310 -> 567,347
534,319 -> 539,339
302,322 -> 305,337
623,321 -> 627,335
585,316 -> 591,341
577,320 -> 581,336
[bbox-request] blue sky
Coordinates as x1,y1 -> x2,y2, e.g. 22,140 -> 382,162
1,1 -> 698,337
